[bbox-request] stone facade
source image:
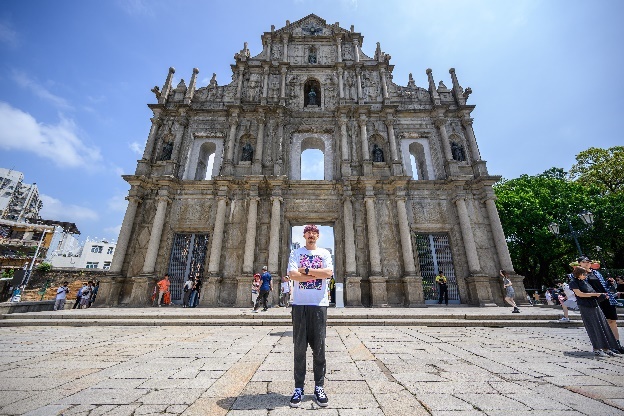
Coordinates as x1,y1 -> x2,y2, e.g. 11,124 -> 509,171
96,14 -> 525,308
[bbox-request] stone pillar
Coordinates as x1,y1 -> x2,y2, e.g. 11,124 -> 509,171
395,192 -> 424,307
339,114 -> 349,161
253,111 -> 265,175
355,67 -> 363,103
159,67 -> 175,104
454,193 -> 481,275
483,191 -> 515,272
335,35 -> 342,63
208,195 -> 228,273
184,67 -> 199,105
385,117 -> 398,161
109,195 -> 141,274
261,63 -> 269,105
141,192 -> 170,275
461,117 -> 481,162
141,115 -> 162,161
242,196 -> 260,273
170,116 -> 188,162
359,114 -> 369,161
282,33 -> 289,61
268,195 -> 282,273
380,67 -> 389,100
343,196 -> 357,274
236,67 -> 244,101
434,118 -> 454,162
365,189 -> 386,306
353,38 -> 360,63
274,111 -> 284,175
223,112 -> 239,176
337,67 -> 344,98
279,66 -> 287,105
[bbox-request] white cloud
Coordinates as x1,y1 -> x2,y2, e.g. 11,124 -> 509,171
129,141 -> 143,156
39,194 -> 99,223
0,19 -> 18,48
11,70 -> 73,110
104,225 -> 122,241
107,193 -> 128,213
0,102 -> 103,169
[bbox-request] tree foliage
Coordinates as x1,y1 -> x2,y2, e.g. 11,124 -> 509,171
569,146 -> 624,194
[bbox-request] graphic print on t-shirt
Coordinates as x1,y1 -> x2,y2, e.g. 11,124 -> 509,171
299,253 -> 323,290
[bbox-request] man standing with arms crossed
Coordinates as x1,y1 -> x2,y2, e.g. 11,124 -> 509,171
436,272 -> 448,305
287,225 -> 334,408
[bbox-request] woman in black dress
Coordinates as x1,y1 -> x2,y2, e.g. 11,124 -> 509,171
569,267 -> 619,357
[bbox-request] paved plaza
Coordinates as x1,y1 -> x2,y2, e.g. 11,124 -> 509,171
1,312 -> 624,416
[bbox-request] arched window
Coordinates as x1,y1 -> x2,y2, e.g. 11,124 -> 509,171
304,79 -> 321,107
300,149 -> 324,180
408,142 -> 429,180
195,142 -> 216,180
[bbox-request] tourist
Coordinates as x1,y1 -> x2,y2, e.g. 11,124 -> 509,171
251,273 -> 261,307
435,272 -> 448,305
72,283 -> 85,309
287,224 -> 334,408
500,270 -> 520,313
568,266 -> 619,356
89,280 -> 99,307
54,281 -> 70,311
280,275 -> 291,307
545,289 -> 553,305
189,277 -> 202,308
156,274 -> 170,307
579,257 -> 624,353
183,276 -> 194,307
253,266 -> 272,312
557,280 -> 578,322
80,281 -> 92,309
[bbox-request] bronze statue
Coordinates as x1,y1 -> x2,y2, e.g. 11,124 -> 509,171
451,142 -> 466,162
241,142 -> 254,162
160,142 -> 173,161
372,144 -> 384,162
308,87 -> 317,106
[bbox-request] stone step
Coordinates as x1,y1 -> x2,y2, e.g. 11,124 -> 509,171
0,318 -> 584,327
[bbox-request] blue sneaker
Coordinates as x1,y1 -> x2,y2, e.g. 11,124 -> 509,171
314,385 -> 328,407
290,388 -> 303,407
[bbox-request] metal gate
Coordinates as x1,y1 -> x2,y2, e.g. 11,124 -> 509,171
167,233 -> 209,303
414,233 -> 460,304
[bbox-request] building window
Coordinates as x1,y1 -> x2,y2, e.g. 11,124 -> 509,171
107,247 -> 114,255
86,262 -> 99,269
103,261 -> 111,270
91,245 -> 103,253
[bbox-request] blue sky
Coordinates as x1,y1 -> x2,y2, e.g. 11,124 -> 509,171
0,0 -> 622,243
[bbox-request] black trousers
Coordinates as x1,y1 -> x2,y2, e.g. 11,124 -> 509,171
72,298 -> 81,309
292,305 -> 327,389
438,285 -> 448,304
254,289 -> 270,310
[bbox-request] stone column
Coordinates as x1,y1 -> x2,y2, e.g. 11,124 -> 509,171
359,114 -> 369,161
170,116 -> 188,162
253,111 -> 265,175
380,67 -> 389,100
279,66 -> 287,105
434,118 -> 454,162
208,195 -> 228,273
356,67 -> 363,103
225,112 -> 239,163
353,38 -> 360,63
282,33 -> 289,61
109,195 -> 141,274
461,117 -> 481,162
261,63 -> 269,105
454,193 -> 481,275
365,187 -> 386,306
483,191 -> 515,272
396,192 -> 424,306
339,114 -> 349,161
337,67 -> 344,99
142,192 -> 170,275
335,35 -> 342,62
343,190 -> 362,306
242,196 -> 260,273
268,195 -> 282,273
385,117 -> 398,161
142,115 -> 162,160
274,111 -> 284,175
236,67 -> 244,101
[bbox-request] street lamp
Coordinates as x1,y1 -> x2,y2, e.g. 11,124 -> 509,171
548,211 -> 594,257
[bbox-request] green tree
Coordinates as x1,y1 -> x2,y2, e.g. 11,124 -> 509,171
35,262 -> 52,273
569,146 -> 624,194
494,168 -> 600,289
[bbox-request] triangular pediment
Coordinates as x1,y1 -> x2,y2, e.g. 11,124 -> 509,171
274,14 -> 348,37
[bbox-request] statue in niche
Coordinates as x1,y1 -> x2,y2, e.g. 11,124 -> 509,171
372,144 -> 384,162
241,142 -> 254,162
160,141 -> 173,161
308,87 -> 317,105
308,46 -> 317,64
451,142 -> 466,162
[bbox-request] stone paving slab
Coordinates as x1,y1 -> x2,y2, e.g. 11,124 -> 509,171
0,325 -> 623,415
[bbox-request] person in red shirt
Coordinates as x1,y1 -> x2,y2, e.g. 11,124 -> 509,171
156,274 -> 170,307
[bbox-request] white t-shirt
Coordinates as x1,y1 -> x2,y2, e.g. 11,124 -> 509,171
281,282 -> 290,293
56,286 -> 68,300
562,283 -> 576,301
287,246 -> 333,306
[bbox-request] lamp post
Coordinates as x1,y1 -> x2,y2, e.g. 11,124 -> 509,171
548,210 -> 594,257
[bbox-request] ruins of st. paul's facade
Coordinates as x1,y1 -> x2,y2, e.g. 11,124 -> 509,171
96,14 -> 525,308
